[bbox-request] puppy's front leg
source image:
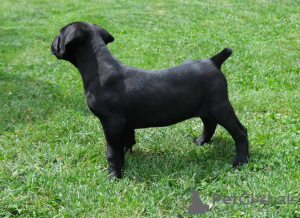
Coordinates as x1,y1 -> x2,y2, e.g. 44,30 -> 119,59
102,120 -> 126,179
124,128 -> 136,153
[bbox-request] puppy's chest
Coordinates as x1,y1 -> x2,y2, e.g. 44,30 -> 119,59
85,91 -> 97,109
85,89 -> 120,115
84,81 -> 104,108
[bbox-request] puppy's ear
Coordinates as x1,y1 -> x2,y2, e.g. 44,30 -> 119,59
62,24 -> 86,51
94,24 -> 114,44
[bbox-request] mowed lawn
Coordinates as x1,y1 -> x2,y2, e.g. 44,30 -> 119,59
0,0 -> 299,217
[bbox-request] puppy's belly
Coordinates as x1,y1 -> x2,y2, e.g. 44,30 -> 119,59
126,103 -> 202,128
130,116 -> 195,129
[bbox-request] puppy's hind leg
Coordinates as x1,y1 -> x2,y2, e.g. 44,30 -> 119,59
211,101 -> 249,167
196,117 -> 217,146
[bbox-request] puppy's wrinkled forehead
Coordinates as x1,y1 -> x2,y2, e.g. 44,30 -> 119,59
59,22 -> 88,36
58,22 -> 114,45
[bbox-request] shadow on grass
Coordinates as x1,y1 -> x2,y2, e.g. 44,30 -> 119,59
0,71 -> 89,133
124,136 -> 242,182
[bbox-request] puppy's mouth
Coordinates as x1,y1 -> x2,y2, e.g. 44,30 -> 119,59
51,36 -> 62,59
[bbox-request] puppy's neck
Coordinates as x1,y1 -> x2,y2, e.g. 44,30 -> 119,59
75,39 -> 122,90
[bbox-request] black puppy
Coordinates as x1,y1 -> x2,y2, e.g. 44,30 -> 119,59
51,22 -> 249,179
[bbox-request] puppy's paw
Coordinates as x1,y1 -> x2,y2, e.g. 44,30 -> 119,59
195,136 -> 208,146
124,147 -> 133,153
108,168 -> 123,180
232,155 -> 249,168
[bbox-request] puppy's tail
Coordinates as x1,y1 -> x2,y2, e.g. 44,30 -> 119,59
210,47 -> 232,69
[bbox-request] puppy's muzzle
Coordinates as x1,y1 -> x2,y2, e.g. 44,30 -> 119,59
51,36 -> 62,59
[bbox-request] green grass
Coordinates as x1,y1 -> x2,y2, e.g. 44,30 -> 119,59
0,0 -> 299,217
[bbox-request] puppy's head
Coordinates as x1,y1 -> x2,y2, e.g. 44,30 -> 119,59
51,22 -> 114,62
